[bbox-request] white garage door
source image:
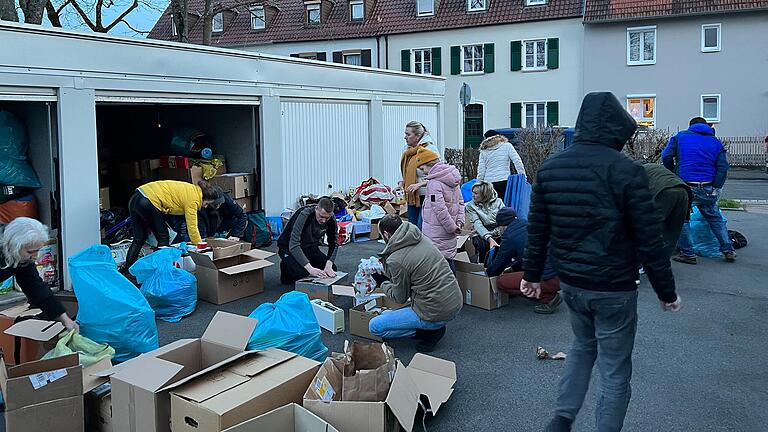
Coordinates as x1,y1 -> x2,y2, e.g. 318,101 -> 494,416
281,100 -> 370,207
382,103 -> 439,187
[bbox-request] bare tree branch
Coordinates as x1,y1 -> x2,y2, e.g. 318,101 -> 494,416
95,0 -> 103,28
104,0 -> 137,31
121,16 -> 148,34
68,0 -> 97,30
44,0 -> 67,26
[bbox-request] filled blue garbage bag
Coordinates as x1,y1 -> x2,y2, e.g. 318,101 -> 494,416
69,245 -> 158,362
0,111 -> 41,188
690,206 -> 726,257
461,179 -> 476,203
246,291 -> 327,361
130,246 -> 197,323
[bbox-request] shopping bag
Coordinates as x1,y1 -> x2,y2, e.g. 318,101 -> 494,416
330,340 -> 396,402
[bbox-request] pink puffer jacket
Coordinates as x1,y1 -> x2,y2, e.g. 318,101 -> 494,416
422,162 -> 466,259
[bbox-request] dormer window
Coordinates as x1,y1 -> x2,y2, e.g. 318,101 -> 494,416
350,0 -> 364,21
417,0 -> 434,16
250,5 -> 266,29
212,12 -> 224,32
526,0 -> 547,5
467,0 -> 486,12
306,2 -> 321,24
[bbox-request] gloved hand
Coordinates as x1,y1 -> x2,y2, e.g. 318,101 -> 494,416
371,273 -> 388,286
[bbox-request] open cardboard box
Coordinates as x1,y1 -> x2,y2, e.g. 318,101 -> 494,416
223,403 -> 340,432
190,246 -> 274,305
454,252 -> 509,310
169,348 -> 321,432
95,312 -> 258,432
295,272 -> 348,302
304,354 -> 456,432
331,286 -> 408,342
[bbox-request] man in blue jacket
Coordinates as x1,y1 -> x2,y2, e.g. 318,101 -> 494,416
486,207 -> 562,314
662,117 -> 735,264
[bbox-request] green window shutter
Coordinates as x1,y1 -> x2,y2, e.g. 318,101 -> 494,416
401,49 -> 410,72
510,103 -> 522,128
483,43 -> 495,73
546,101 -> 559,126
450,46 -> 461,75
431,47 -> 441,76
547,38 -> 559,70
510,40 -> 522,71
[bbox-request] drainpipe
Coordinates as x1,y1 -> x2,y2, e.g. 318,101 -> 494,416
384,34 -> 389,69
376,35 -> 381,68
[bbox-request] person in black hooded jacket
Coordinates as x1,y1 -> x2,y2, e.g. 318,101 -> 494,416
521,92 -> 681,432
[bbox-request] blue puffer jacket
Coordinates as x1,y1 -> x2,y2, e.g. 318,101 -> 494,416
661,124 -> 729,188
486,208 -> 556,279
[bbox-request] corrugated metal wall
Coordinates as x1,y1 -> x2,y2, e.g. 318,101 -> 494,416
281,100 -> 370,207
382,103 -> 439,187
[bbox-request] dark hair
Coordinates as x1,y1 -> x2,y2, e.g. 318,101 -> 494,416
197,180 -> 224,201
689,117 -> 708,126
378,214 -> 403,236
317,198 -> 334,214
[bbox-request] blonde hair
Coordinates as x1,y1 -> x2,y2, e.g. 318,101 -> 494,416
1,217 -> 49,269
471,181 -> 497,204
405,121 -> 428,138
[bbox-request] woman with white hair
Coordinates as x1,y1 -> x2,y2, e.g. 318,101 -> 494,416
0,217 -> 78,332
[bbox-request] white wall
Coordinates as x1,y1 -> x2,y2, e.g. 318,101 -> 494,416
239,38 -> 381,66
386,18 -> 584,149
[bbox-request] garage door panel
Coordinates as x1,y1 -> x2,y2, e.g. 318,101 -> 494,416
382,104 -> 439,188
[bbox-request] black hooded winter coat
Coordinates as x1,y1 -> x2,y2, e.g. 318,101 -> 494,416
522,92 -> 677,303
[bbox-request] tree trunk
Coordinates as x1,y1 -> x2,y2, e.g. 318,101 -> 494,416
20,0 -> 47,24
201,0 -> 212,45
0,0 -> 19,21
45,0 -> 63,27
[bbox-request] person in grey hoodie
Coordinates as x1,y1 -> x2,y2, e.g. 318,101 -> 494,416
465,181 -> 506,263
368,215 -> 463,352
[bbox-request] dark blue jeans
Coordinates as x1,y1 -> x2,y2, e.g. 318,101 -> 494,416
555,283 -> 638,432
677,185 -> 734,257
406,195 -> 425,229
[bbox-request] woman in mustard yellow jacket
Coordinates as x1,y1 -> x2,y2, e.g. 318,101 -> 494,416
125,180 -> 224,268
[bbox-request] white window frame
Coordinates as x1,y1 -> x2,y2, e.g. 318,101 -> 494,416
350,0 -> 364,21
526,0 -> 547,5
701,23 -> 721,52
306,2 -> 321,25
417,0 -> 435,17
212,12 -> 224,32
522,38 -> 547,71
460,43 -> 484,75
170,14 -> 177,36
626,26 -> 657,66
250,5 -> 266,30
523,102 -> 547,128
700,94 -> 721,123
626,94 -> 657,127
343,52 -> 362,66
411,48 -> 433,75
467,0 -> 486,12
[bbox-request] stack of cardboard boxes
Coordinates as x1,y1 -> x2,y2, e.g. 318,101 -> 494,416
210,172 -> 256,213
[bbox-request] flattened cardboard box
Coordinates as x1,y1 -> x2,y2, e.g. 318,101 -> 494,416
96,312 -> 258,432
454,252 -> 509,310
304,354 -> 456,432
295,272 -> 348,302
0,353 -> 84,432
0,303 -> 47,365
223,403 -> 339,432
170,348 -> 321,432
190,247 -> 274,305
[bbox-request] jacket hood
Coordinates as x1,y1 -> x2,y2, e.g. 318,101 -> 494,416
480,134 -> 508,150
688,123 -> 715,136
496,207 -> 517,226
426,162 -> 461,187
573,92 -> 638,151
381,222 -> 422,255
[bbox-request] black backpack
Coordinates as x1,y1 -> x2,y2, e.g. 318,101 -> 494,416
728,230 -> 747,249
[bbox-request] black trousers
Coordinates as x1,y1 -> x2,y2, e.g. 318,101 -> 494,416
492,180 -> 508,204
278,247 -> 337,285
125,192 -> 169,269
471,234 -> 500,265
655,186 -> 690,259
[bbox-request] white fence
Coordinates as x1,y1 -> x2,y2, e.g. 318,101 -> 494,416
724,136 -> 766,167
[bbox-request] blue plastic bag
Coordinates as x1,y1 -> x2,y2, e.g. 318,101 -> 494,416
461,179 -> 477,203
690,206 -> 726,257
247,292 -> 327,361
130,246 -> 197,323
69,245 -> 158,363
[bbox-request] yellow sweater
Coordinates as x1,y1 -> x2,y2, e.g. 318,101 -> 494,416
139,180 -> 203,244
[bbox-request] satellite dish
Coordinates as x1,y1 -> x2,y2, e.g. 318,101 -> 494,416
459,83 -> 472,108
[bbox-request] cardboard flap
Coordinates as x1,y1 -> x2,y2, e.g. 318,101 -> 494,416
220,259 -> 273,275
201,311 -> 258,350
110,356 -> 185,392
406,354 -> 457,415
8,353 -> 79,378
189,251 -> 216,269
4,319 -> 64,342
172,369 -> 248,403
83,357 -> 112,393
243,249 -> 276,260
454,252 -> 486,273
228,348 -> 296,377
385,361 -> 421,432
331,285 -> 357,297
456,235 -> 470,249
160,350 -> 255,393
0,303 -> 41,318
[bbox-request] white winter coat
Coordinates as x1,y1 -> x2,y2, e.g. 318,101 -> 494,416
477,141 -> 526,183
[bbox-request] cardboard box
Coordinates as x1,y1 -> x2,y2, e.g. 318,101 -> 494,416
0,303 -> 46,365
96,311 -> 258,432
295,272 -> 348,302
222,403 -> 340,432
346,296 -> 408,342
454,252 -> 509,310
210,173 -> 255,199
0,353 -> 84,432
235,197 -> 253,213
159,157 -> 227,185
205,238 -> 252,259
311,299 -> 345,334
119,159 -> 160,182
304,354 -> 456,432
170,348 -> 321,432
352,222 -> 372,243
99,187 -> 111,210
363,218 -> 382,240
190,246 -> 274,305
86,382 -> 113,432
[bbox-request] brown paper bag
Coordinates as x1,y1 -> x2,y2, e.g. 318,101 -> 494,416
331,340 -> 396,402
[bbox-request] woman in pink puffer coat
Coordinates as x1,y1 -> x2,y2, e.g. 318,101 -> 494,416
421,160 -> 466,266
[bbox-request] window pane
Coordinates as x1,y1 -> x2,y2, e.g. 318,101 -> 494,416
703,97 -> 718,118
643,98 -> 654,119
643,30 -> 655,61
629,32 -> 640,62
474,59 -> 483,72
418,0 -> 433,14
474,45 -> 483,58
345,54 -> 361,66
464,58 -> 473,72
704,27 -> 718,48
627,99 -> 642,120
423,62 -> 431,74
351,2 -> 363,19
415,50 -> 422,63
463,46 -> 473,59
423,50 -> 431,62
536,41 -> 545,67
213,13 -> 223,30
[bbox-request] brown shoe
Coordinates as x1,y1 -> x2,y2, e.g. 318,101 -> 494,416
724,251 -> 736,263
672,254 -> 697,265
